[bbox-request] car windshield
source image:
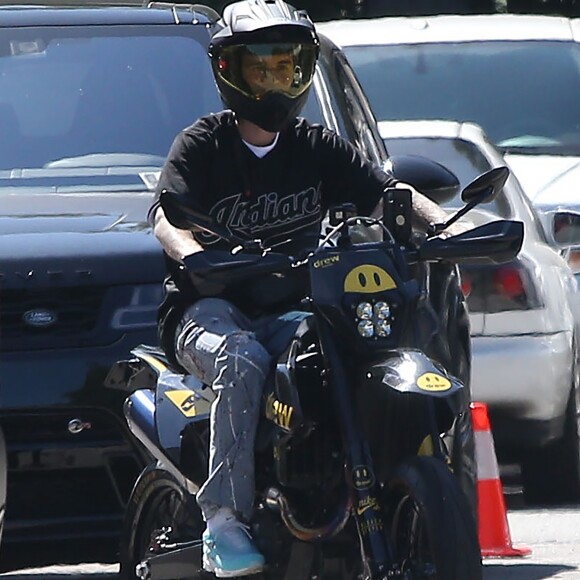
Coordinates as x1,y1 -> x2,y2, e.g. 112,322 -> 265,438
345,41 -> 580,156
0,24 -> 323,193
384,135 -> 511,217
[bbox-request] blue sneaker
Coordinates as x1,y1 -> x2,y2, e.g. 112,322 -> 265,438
202,518 -> 265,578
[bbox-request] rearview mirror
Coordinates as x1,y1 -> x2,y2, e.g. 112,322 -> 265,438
435,166 -> 510,235
461,166 -> 509,205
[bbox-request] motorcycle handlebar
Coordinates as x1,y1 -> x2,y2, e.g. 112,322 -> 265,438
183,219 -> 524,284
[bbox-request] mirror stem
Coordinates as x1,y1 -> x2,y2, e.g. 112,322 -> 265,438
432,200 -> 478,235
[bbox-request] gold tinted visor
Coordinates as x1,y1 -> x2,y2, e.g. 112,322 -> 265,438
215,43 -> 317,100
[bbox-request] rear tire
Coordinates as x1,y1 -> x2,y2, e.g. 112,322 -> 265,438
521,386 -> 580,505
119,465 -> 204,580
385,456 -> 482,579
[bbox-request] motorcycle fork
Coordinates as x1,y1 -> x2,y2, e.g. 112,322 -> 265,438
425,396 -> 449,461
317,319 -> 395,579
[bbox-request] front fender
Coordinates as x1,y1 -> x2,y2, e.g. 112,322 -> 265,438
370,348 -> 464,399
357,348 -> 463,482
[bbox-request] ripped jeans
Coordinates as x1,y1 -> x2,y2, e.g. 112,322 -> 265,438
174,297 -> 309,522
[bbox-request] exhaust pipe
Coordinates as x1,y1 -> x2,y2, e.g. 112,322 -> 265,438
264,486 -> 351,541
124,389 -> 161,454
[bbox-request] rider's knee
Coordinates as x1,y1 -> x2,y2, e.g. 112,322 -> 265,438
219,331 -> 271,389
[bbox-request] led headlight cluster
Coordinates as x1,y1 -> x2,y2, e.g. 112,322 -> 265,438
355,300 -> 392,338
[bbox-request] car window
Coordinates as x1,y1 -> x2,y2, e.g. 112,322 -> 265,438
0,26 -> 224,170
316,45 -> 350,138
0,24 -> 324,186
345,41 -> 580,155
332,51 -> 387,165
384,135 -> 511,216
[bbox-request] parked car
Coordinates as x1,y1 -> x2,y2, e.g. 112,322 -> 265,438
197,0 -> 496,20
318,14 -> 580,256
0,2 -> 393,570
376,118 -> 580,503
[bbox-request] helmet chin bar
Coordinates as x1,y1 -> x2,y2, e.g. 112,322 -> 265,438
218,81 -> 311,132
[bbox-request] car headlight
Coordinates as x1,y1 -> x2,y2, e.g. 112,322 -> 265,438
357,319 -> 375,338
111,284 -> 163,330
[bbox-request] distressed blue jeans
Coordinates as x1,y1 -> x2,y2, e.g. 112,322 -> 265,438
174,297 -> 309,521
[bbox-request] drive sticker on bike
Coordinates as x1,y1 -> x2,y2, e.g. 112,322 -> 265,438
351,465 -> 375,490
344,265 -> 397,293
165,389 -> 198,417
313,255 -> 340,268
417,373 -> 451,392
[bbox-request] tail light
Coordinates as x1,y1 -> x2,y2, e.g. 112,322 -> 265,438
493,267 -> 525,299
460,273 -> 472,299
459,260 -> 542,313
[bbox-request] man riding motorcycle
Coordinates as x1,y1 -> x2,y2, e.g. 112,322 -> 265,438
148,0 -> 470,576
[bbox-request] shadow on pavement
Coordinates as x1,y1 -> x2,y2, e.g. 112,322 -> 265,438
483,563 -> 576,579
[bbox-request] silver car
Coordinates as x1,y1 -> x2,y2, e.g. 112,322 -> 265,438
319,14 -> 580,255
377,119 -> 580,504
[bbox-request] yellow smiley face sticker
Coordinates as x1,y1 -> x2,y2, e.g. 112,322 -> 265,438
344,265 -> 397,293
417,373 -> 451,392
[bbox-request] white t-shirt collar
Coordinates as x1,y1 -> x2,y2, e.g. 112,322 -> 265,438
242,133 -> 280,158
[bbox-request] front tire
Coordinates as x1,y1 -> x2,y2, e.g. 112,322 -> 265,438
385,456 -> 482,579
119,465 -> 204,580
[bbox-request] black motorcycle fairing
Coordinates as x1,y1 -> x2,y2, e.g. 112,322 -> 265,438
108,345 -> 216,484
309,245 -> 420,351
264,315 -> 346,492
155,370 -> 214,469
266,317 -> 316,435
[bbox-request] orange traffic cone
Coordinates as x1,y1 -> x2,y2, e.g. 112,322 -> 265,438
471,402 -> 531,558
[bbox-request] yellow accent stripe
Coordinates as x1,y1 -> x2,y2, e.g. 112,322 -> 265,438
139,353 -> 167,373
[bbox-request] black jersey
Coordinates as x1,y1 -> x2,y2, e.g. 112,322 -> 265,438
150,111 -> 397,360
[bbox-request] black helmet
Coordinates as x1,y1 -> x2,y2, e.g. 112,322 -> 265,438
208,0 -> 320,132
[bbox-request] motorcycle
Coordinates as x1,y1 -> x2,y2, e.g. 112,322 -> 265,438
106,165 -> 523,580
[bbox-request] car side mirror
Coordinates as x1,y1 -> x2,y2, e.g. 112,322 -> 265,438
552,210 -> 580,248
385,154 -> 460,205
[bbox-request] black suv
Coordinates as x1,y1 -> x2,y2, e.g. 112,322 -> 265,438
0,3 -> 389,569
